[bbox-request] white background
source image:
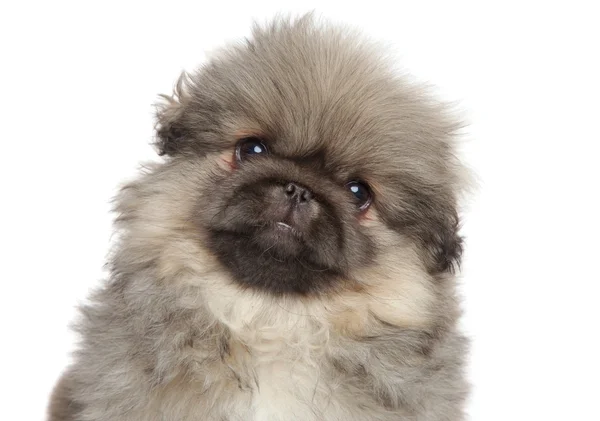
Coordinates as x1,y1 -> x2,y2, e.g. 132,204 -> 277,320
1,1 -> 599,420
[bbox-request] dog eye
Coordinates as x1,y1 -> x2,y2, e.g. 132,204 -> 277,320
235,137 -> 269,162
346,181 -> 372,211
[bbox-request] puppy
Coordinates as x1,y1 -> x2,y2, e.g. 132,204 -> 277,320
49,15 -> 469,421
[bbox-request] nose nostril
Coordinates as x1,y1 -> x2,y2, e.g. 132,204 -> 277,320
283,182 -> 313,204
300,190 -> 312,202
285,183 -> 296,196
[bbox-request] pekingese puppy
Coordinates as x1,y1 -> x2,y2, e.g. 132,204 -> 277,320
49,15 -> 469,421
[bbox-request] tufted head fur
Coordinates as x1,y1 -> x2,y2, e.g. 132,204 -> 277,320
49,14 -> 469,421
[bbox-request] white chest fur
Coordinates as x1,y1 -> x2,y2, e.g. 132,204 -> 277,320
176,245 -> 434,421
202,286 -> 344,421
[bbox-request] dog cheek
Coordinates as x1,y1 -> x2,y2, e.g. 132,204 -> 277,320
216,150 -> 235,171
358,208 -> 380,227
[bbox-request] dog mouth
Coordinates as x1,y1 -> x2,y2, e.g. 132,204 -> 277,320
244,220 -> 306,257
205,210 -> 347,294
275,221 -> 292,230
273,221 -> 301,238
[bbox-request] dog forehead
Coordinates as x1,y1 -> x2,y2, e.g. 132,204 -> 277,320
194,20 -> 456,184
271,129 -> 399,179
213,63 -> 406,177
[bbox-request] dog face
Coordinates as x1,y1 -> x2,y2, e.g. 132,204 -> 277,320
199,144 -> 376,295
143,17 -> 464,297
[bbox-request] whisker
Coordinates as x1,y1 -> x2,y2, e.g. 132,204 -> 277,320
294,257 -> 329,272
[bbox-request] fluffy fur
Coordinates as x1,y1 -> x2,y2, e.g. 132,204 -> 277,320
49,15 -> 469,421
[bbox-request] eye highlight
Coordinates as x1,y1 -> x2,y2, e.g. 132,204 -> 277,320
235,137 -> 269,162
346,181 -> 372,211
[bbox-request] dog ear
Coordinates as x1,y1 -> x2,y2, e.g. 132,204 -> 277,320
154,73 -> 191,156
409,187 -> 463,275
380,183 -> 463,275
422,208 -> 463,274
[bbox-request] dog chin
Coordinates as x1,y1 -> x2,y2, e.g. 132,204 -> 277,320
207,227 -> 339,295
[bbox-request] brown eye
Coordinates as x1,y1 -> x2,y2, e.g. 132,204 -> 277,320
346,181 -> 372,211
235,137 -> 269,162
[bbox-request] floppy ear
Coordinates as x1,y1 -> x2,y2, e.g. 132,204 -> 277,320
154,74 -> 190,156
380,182 -> 463,275
423,208 -> 463,274
409,184 -> 464,275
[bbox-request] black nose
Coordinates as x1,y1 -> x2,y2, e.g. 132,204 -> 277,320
284,182 -> 313,204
